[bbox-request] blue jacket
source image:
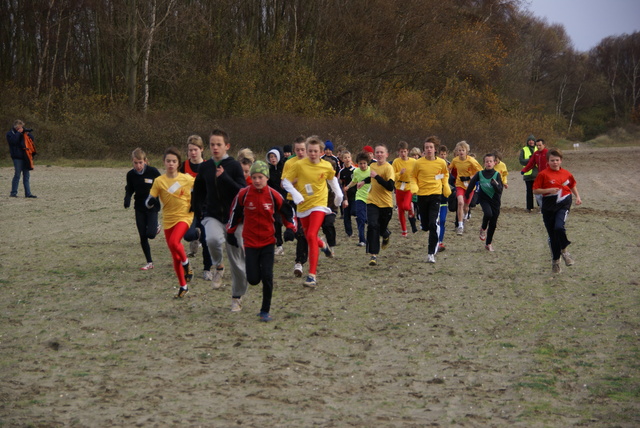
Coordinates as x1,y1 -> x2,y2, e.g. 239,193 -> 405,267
6,128 -> 32,160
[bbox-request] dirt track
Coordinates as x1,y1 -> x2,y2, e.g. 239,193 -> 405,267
1,146 -> 639,427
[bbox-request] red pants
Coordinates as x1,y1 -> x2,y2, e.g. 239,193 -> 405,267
300,211 -> 326,275
395,189 -> 413,233
164,222 -> 189,286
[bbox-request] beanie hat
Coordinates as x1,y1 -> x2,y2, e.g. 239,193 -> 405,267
527,134 -> 536,142
363,145 -> 374,153
325,140 -> 334,151
250,160 -> 270,178
266,148 -> 281,163
283,144 -> 292,153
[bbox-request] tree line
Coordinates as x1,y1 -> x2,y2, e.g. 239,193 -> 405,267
1,0 -> 639,159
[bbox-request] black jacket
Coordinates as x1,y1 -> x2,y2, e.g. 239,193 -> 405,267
192,156 -> 246,223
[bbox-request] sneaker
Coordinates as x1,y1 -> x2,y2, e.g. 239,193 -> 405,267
438,242 -> 446,252
303,274 -> 317,288
175,286 -> 189,299
561,250 -> 574,266
321,238 -> 334,258
203,270 -> 213,281
293,263 -> 303,277
212,267 -> 224,289
357,241 -> 366,247
552,259 -> 562,274
368,255 -> 377,266
258,311 -> 272,322
188,239 -> 200,257
140,262 -> 154,271
427,254 -> 436,263
26,194 -> 37,198
231,297 -> 243,312
479,228 -> 487,241
464,212 -> 471,220
456,226 -> 464,236
9,194 -> 17,197
401,231 -> 408,237
485,244 -> 494,252
274,246 -> 284,256
183,262 -> 193,283
382,236 -> 390,249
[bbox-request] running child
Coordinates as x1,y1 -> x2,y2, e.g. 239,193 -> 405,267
412,136 -> 451,263
282,136 -> 345,287
533,148 -> 582,273
346,152 -> 371,247
339,151 -> 357,238
124,148 -> 161,270
146,147 -> 195,298
227,161 -> 296,322
436,144 -> 453,251
493,150 -> 509,189
449,140 -> 482,235
392,141 -> 418,237
266,146 -> 286,256
464,153 -> 504,251
365,144 -> 395,266
192,129 -> 248,310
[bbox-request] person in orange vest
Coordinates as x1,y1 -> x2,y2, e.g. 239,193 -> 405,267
6,119 -> 37,198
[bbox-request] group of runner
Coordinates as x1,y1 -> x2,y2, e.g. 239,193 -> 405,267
124,131 -> 582,321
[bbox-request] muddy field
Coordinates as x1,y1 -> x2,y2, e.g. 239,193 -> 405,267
1,146 -> 639,427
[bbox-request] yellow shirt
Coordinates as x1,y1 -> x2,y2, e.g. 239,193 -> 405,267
449,156 -> 482,189
281,156 -> 301,201
412,157 -> 451,197
150,173 -> 195,229
392,157 -> 418,193
494,160 -> 508,186
285,158 -> 335,213
367,162 -> 395,208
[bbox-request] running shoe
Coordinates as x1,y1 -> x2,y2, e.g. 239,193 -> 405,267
293,263 -> 303,277
183,262 -> 193,283
485,244 -> 494,252
140,262 -> 154,271
175,287 -> 189,299
231,297 -> 243,312
438,243 -> 446,252
552,259 -> 562,274
427,254 -> 436,263
303,274 -> 317,288
456,226 -> 464,236
382,236 -> 390,249
479,228 -> 487,241
274,246 -> 284,256
369,255 -> 377,266
561,250 -> 574,266
258,311 -> 272,322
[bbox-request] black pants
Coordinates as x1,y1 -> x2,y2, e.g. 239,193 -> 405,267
542,208 -> 571,261
245,244 -> 275,313
135,208 -> 159,263
479,199 -> 500,245
366,204 -> 392,255
322,212 -> 337,247
525,180 -> 535,211
417,195 -> 440,254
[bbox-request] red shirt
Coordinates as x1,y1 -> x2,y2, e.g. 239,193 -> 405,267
533,167 -> 576,204
227,185 -> 295,248
522,148 -> 548,174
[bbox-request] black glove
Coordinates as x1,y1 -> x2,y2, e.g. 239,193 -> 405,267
124,196 -> 131,209
520,171 -> 525,175
284,228 -> 295,242
147,196 -> 158,208
226,232 -> 239,247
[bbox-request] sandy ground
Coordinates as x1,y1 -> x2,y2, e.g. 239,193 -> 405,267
0,146 -> 639,427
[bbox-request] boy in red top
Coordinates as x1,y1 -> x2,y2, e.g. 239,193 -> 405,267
227,161 -> 296,322
533,148 -> 582,274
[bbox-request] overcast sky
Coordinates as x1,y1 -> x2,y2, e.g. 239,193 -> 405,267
525,0 -> 640,51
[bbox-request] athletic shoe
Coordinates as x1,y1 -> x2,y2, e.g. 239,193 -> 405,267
357,242 -> 366,247
274,246 -> 284,256
382,235 -> 390,249
293,263 -> 303,277
485,244 -> 494,252
175,287 -> 189,299
464,212 -> 471,220
258,311 -> 272,322
231,297 -> 243,312
479,228 -> 487,241
140,262 -> 154,271
303,274 -> 317,288
321,238 -> 334,258
438,242 -> 446,252
9,194 -> 17,197
561,250 -> 574,266
369,255 -> 377,266
26,194 -> 37,198
183,262 -> 193,283
188,240 -> 200,258
203,270 -> 213,281
427,254 -> 436,263
552,259 -> 562,274
212,267 -> 224,289
401,231 -> 408,237
456,226 -> 464,236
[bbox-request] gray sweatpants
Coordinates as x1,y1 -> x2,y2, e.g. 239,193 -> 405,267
202,216 -> 247,297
